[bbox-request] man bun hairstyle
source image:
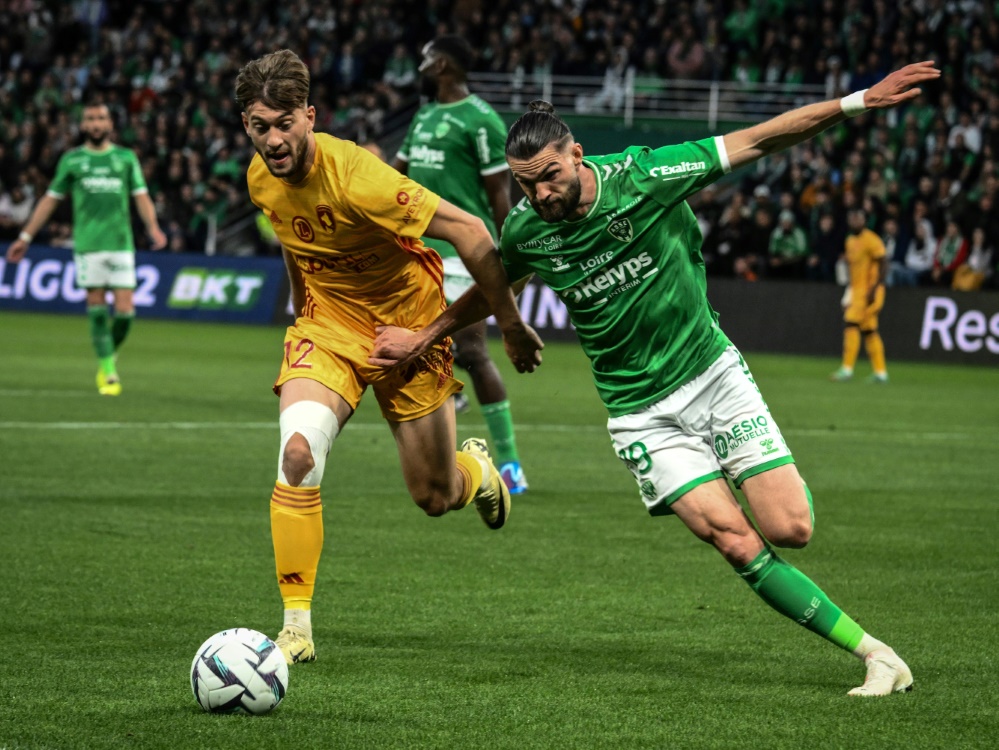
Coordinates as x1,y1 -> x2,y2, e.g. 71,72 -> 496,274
505,100 -> 573,159
428,35 -> 474,75
235,49 -> 310,112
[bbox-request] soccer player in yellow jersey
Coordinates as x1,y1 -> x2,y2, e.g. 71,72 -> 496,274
831,208 -> 889,383
235,49 -> 543,665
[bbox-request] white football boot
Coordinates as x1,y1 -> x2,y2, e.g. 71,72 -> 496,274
848,648 -> 913,697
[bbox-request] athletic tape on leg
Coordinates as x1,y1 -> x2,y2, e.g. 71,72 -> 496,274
278,400 -> 339,486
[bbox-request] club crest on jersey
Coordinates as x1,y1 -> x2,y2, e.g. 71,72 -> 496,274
607,218 -> 633,243
434,122 -> 451,138
292,216 -> 315,243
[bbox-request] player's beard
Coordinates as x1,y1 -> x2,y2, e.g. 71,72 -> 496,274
83,128 -> 110,147
531,175 -> 582,223
263,138 -> 308,181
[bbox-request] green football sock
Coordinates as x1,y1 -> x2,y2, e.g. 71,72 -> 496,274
481,399 -> 520,465
735,547 -> 865,653
87,305 -> 116,374
111,311 -> 134,350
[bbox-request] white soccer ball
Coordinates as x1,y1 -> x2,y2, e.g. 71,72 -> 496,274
190,628 -> 289,715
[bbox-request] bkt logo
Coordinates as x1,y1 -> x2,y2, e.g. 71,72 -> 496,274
565,252 -> 654,302
169,268 -> 265,310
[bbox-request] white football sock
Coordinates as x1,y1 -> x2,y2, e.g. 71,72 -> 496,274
283,608 -> 312,635
852,633 -> 888,660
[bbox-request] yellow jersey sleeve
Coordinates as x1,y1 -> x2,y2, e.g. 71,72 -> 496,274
341,145 -> 441,241
865,230 -> 886,262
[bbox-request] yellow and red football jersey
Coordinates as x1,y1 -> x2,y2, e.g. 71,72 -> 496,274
248,133 -> 446,335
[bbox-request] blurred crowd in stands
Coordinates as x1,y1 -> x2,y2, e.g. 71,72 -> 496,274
0,0 -> 996,290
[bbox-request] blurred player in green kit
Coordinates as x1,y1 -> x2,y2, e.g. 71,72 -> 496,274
394,36 -> 528,494
6,102 -> 166,395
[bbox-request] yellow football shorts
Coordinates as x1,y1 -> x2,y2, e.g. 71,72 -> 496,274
843,285 -> 885,330
273,308 -> 461,423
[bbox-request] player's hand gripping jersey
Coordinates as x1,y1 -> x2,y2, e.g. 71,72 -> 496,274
500,137 -> 734,417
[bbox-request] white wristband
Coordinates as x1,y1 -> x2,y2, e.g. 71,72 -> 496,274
840,89 -> 869,117
18,231 -> 32,243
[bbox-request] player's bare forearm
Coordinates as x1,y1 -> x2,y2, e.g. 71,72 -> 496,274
134,193 -> 167,249
369,276 -> 537,370
424,198 -> 522,330
5,194 -> 61,262
368,290 -> 490,369
282,245 -> 306,317
724,61 -> 940,171
21,194 -> 61,240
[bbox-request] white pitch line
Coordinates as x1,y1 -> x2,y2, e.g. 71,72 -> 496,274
0,389 -> 94,398
0,421 -> 987,442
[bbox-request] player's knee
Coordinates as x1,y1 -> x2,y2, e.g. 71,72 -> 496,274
281,434 -> 315,487
454,345 -> 489,373
768,518 -> 812,548
277,401 -> 339,487
761,507 -> 813,548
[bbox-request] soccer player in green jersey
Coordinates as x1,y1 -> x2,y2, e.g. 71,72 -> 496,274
393,36 -> 529,494
371,61 -> 943,696
6,102 -> 167,395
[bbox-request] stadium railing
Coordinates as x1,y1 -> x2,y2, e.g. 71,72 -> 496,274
468,72 -> 826,128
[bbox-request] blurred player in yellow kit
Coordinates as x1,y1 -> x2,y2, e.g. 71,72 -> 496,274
831,207 -> 889,383
236,49 -> 543,664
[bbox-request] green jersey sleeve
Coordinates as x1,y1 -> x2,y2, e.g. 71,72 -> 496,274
396,116 -> 417,163
498,200 -> 534,282
47,151 -> 75,198
475,110 -> 509,176
127,149 -> 148,194
632,136 -> 731,208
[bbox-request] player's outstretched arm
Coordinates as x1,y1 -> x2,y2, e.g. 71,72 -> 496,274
369,275 -> 537,370
424,198 -> 543,372
5,194 -> 62,262
723,61 -> 940,171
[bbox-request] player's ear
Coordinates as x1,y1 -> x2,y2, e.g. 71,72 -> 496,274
241,112 -> 250,134
305,105 -> 316,130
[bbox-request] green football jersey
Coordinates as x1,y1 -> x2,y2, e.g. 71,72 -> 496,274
500,137 -> 734,417
47,144 -> 147,254
397,95 -> 508,258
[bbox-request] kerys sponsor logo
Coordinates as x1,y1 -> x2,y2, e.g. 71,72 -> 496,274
409,144 -> 445,165
563,252 -> 658,305
81,176 -> 125,192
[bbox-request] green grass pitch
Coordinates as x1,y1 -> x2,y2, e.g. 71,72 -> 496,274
0,311 -> 996,749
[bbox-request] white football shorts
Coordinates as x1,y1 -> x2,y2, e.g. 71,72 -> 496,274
607,346 -> 795,516
442,256 -> 474,305
74,250 -> 136,289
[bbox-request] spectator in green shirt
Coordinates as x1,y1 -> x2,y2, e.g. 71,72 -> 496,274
768,209 -> 809,279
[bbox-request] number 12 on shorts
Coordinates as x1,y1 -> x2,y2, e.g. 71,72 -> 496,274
284,339 -> 315,369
